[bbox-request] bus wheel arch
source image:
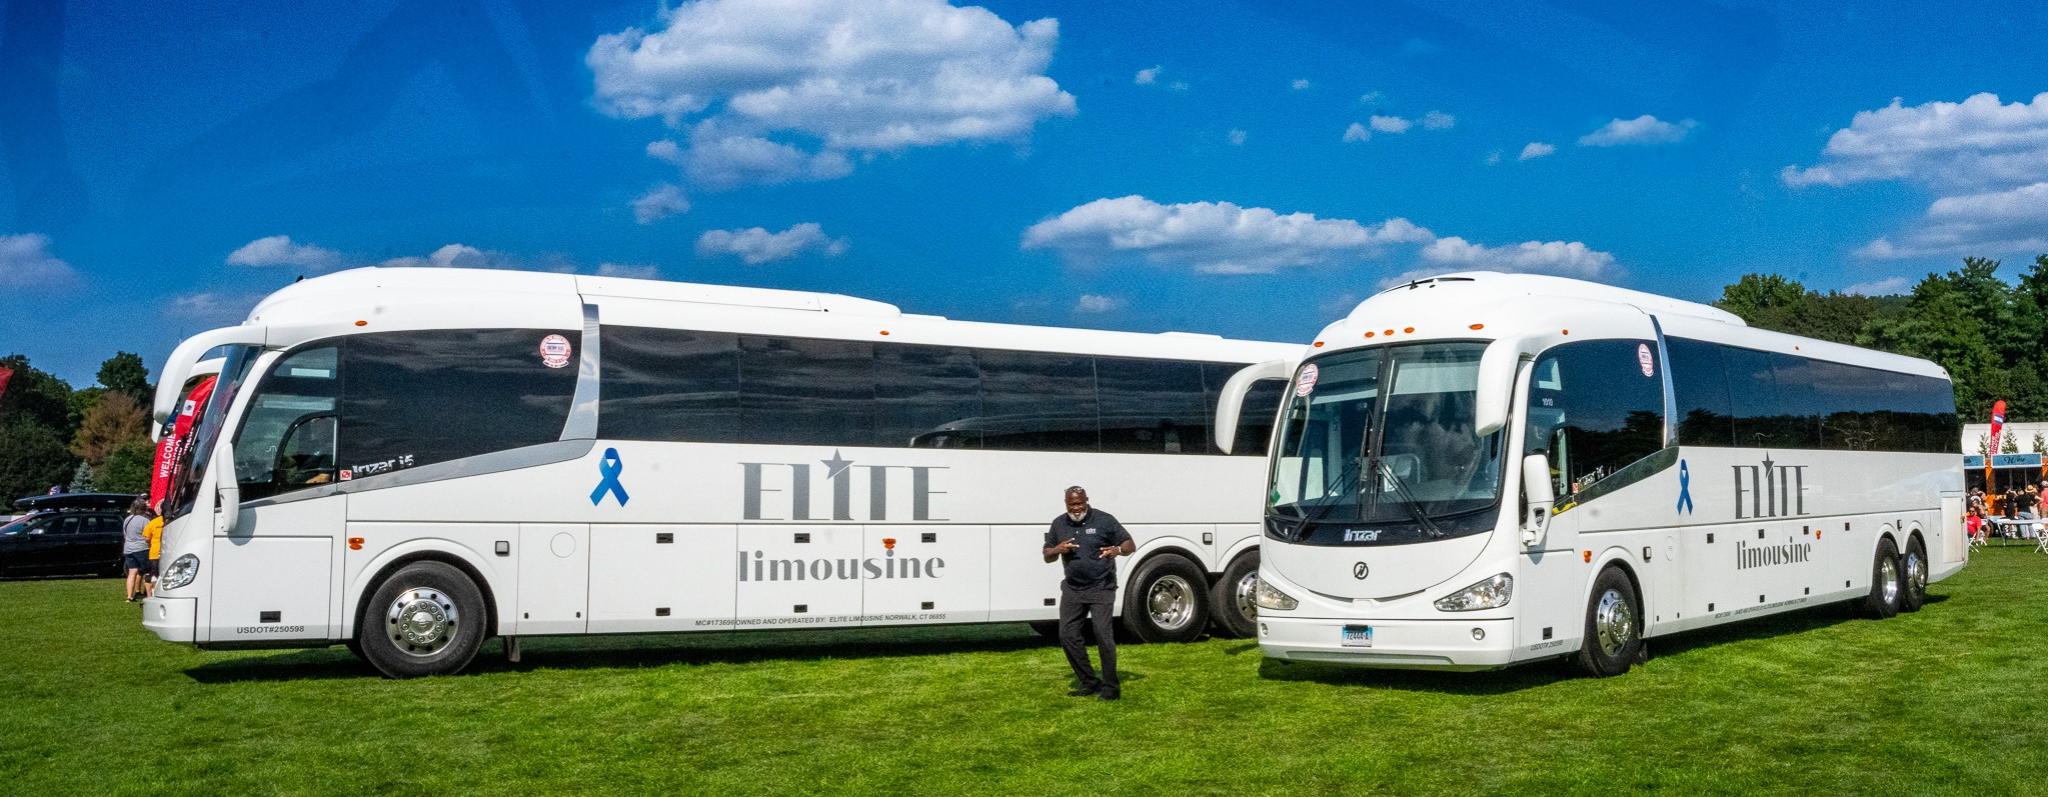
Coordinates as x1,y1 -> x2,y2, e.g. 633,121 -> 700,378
1574,563 -> 1645,677
353,549 -> 502,643
1900,530 -> 1928,613
1120,550 -> 1211,643
1208,548 -> 1260,639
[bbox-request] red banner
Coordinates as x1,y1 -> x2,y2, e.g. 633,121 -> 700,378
1989,399 -> 2007,454
0,365 -> 14,402
149,375 -> 217,512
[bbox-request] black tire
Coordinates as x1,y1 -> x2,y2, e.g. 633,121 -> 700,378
1119,553 -> 1210,643
1862,537 -> 1902,619
358,561 -> 487,678
1208,551 -> 1260,639
343,639 -> 366,662
1900,536 -> 1928,613
1574,567 -> 1644,677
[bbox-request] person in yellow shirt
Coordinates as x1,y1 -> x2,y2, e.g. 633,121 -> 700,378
141,514 -> 165,598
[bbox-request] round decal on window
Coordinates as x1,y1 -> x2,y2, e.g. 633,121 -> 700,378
1295,363 -> 1320,397
1636,343 -> 1655,378
539,334 -> 574,369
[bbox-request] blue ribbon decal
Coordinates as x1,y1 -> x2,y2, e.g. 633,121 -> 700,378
590,448 -> 630,506
1674,458 -> 1693,515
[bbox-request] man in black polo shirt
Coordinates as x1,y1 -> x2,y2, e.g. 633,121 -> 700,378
1043,485 -> 1135,700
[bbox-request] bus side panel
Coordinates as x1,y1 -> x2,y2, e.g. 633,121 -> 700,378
861,524 -> 988,625
209,536 -> 333,643
735,524 -> 863,628
988,524 -> 1062,623
517,523 -> 589,635
588,524 -> 737,633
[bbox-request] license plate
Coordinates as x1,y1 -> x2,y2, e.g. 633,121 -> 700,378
1341,625 -> 1373,647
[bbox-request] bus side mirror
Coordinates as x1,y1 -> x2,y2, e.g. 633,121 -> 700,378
213,445 -> 241,537
1474,338 -> 1535,438
1521,453 -> 1553,547
1214,358 -> 1294,455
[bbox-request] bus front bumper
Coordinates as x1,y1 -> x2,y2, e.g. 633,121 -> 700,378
142,596 -> 198,643
1258,615 -> 1515,670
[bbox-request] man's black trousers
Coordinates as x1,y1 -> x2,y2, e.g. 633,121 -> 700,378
1058,591 -> 1117,693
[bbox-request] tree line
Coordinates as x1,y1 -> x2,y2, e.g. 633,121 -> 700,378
3,254 -> 2044,503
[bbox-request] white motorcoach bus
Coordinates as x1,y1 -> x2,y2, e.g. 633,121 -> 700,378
142,267 -> 1293,676
1214,272 -> 1965,675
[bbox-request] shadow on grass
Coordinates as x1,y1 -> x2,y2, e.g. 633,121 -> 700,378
185,624 -> 1073,683
1256,594 -> 1950,695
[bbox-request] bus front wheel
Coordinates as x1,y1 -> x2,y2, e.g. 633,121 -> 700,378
1121,553 -> 1210,643
359,561 -> 487,678
1574,567 -> 1643,677
1862,538 -> 1902,619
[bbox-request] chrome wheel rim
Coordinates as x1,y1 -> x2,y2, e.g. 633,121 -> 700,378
1148,575 -> 1195,630
1879,557 -> 1899,606
1232,571 -> 1259,622
1594,588 -> 1635,658
1905,549 -> 1926,593
387,587 -> 459,657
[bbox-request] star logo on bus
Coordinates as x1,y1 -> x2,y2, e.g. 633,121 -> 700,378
821,450 -> 854,481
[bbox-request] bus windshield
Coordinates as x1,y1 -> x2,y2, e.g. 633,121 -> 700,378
1267,341 -> 1504,535
164,345 -> 262,522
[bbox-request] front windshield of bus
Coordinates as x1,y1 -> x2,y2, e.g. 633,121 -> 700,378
164,345 -> 262,522
1266,341 -> 1503,540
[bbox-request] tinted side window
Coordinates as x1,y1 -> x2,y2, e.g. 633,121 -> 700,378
1524,340 -> 1666,498
740,336 -> 875,446
341,329 -> 579,472
600,327 -> 740,443
1203,364 -> 1287,457
974,350 -> 1099,451
1098,357 -> 1209,454
1767,354 -> 1822,447
1723,346 -> 1791,448
1810,360 -> 1892,450
879,345 -> 983,449
1666,337 -> 1733,446
235,345 -> 340,500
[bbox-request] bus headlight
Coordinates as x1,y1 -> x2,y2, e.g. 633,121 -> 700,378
1253,578 -> 1298,611
159,554 -> 201,590
1434,573 -> 1512,612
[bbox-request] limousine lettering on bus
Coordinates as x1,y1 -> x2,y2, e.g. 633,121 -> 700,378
740,451 -> 946,522
736,548 -> 947,582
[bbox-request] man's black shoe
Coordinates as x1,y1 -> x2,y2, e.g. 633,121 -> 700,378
1097,690 -> 1121,701
1068,685 -> 1101,697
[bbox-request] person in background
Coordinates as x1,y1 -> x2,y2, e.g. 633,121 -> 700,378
140,512 -> 165,598
120,498 -> 151,602
1966,508 -> 1985,544
2022,485 -> 2042,538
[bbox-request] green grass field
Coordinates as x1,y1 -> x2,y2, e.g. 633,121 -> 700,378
5,547 -> 2047,795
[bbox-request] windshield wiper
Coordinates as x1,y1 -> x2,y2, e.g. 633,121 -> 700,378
1374,459 -> 1447,540
1274,453 -> 1367,538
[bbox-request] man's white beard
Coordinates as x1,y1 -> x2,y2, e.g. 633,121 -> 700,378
1067,511 -> 1087,522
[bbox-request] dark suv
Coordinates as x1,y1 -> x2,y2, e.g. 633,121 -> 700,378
0,493 -> 137,578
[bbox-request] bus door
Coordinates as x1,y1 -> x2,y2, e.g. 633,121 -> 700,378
210,344 -> 344,643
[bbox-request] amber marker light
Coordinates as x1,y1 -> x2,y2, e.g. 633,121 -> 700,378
1403,327 -> 1415,334
1581,550 -> 1592,563
348,537 -> 364,551
1468,323 -> 1484,330
354,320 -> 368,327
879,330 -> 891,336
1313,341 -> 1325,347
1561,329 -> 1571,335
883,537 -> 897,550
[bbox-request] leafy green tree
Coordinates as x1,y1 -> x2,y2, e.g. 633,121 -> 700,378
71,391 -> 149,467
0,354 -> 75,433
96,352 -> 153,403
0,421 -> 75,505
95,439 -> 155,494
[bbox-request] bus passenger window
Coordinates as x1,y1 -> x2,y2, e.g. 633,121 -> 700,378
1524,340 -> 1665,500
234,346 -> 339,501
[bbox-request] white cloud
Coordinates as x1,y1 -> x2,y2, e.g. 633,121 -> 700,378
225,235 -> 344,270
1421,110 -> 1456,130
1485,150 -> 1503,166
1369,115 -> 1412,134
1074,294 -> 1124,313
1841,276 -> 1912,296
595,262 -> 663,279
1357,91 -> 1384,105
1020,195 -> 1432,275
164,292 -> 262,324
695,223 -> 849,265
1291,78 -> 1311,91
677,127 -> 854,190
1853,181 -> 2048,260
1022,196 -> 1620,282
1782,93 -> 2048,190
1577,114 -> 1696,146
632,184 -> 690,224
1168,81 -> 1188,92
1227,128 -> 1247,146
646,138 -> 685,165
0,233 -> 78,288
1135,66 -> 1161,85
589,0 -> 1075,188
379,244 -> 514,270
1342,123 -> 1371,143
1419,237 -> 1616,279
1518,142 -> 1556,160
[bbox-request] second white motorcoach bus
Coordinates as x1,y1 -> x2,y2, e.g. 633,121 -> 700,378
1215,272 -> 1964,675
143,267 -> 1292,677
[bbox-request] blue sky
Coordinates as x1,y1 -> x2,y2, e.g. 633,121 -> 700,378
3,0 -> 2047,385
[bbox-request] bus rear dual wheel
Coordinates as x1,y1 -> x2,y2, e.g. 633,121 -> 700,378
1863,537 -> 1927,619
358,561 -> 487,678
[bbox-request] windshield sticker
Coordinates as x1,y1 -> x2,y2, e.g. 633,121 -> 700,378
539,334 -> 574,368
1296,363 -> 1320,397
1636,343 -> 1655,378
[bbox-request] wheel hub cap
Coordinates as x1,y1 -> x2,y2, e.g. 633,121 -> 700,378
1880,558 -> 1899,605
1233,572 -> 1259,621
1594,588 -> 1634,657
1148,575 -> 1194,630
387,588 -> 458,656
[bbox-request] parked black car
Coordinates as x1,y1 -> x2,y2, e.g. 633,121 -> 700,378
0,493 -> 138,578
